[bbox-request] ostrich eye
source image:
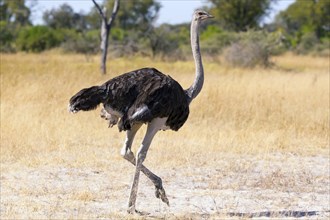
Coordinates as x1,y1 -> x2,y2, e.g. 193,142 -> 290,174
198,12 -> 203,16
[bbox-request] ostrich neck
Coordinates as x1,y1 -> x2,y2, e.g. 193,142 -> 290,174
186,19 -> 204,104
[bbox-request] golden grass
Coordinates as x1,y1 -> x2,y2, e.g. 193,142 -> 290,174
1,53 -> 329,218
0,52 -> 329,170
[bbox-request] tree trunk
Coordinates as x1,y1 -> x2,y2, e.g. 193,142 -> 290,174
100,15 -> 109,74
92,0 -> 120,74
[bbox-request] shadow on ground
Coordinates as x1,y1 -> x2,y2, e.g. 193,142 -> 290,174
144,210 -> 330,219
227,210 -> 329,218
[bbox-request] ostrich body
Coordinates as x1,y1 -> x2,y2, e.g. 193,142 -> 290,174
69,10 -> 213,213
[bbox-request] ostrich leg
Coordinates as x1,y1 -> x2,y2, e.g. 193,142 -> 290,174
121,124 -> 169,206
127,118 -> 167,213
121,123 -> 169,202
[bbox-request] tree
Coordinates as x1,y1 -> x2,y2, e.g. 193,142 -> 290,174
0,21 -> 15,52
0,0 -> 31,26
91,0 -> 160,74
275,0 -> 330,39
105,0 -> 161,32
16,25 -> 62,52
114,0 -> 162,59
43,3 -> 87,31
208,0 -> 272,31
147,24 -> 182,59
0,0 -> 33,52
92,0 -> 120,74
86,0 -> 161,32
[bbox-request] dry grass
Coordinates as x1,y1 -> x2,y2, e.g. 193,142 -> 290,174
1,52 -> 329,219
1,53 -> 328,167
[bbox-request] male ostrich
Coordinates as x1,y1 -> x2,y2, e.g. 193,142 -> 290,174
69,10 -> 213,213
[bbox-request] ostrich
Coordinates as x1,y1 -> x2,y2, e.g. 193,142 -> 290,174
68,10 -> 213,213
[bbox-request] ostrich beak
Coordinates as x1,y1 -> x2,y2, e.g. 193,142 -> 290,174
207,13 -> 214,19
68,104 -> 77,113
202,13 -> 214,20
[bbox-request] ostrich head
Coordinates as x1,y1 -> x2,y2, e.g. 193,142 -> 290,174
193,9 -> 214,21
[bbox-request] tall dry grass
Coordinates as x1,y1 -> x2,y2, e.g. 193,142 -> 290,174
0,53 -> 329,171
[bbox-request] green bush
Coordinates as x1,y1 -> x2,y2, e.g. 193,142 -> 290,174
16,26 -> 63,52
200,25 -> 235,56
110,28 -> 126,41
314,37 -> 330,57
0,21 -> 16,52
296,32 -> 320,55
60,30 -> 99,54
148,25 -> 183,60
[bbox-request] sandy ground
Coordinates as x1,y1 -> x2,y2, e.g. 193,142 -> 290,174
1,153 -> 329,219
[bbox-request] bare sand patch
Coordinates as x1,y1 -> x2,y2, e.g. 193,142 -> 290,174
1,153 -> 329,219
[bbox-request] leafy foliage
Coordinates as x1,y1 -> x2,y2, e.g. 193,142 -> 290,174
200,25 -> 234,56
1,0 -> 328,61
16,26 -> 62,52
60,30 -> 100,54
208,0 -> 272,31
0,0 -> 33,52
147,24 -> 185,60
0,21 -> 16,52
0,0 -> 31,26
102,0 -> 160,32
274,0 -> 330,53
43,3 -> 87,31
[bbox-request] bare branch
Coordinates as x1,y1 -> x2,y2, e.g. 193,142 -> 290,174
92,0 -> 107,22
92,0 -> 120,74
108,0 -> 120,26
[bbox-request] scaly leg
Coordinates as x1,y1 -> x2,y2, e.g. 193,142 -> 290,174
120,124 -> 169,207
127,118 -> 167,214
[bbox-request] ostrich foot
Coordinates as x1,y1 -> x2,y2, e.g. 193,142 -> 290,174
155,186 -> 169,206
127,206 -> 150,215
127,205 -> 136,214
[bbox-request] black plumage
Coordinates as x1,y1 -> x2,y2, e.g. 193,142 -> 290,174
69,67 -> 189,131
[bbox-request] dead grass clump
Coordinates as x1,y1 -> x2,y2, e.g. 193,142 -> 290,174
71,190 -> 97,202
253,168 -> 313,191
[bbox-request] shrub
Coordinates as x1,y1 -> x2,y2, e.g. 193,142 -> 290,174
200,25 -> 235,57
16,26 -> 62,52
223,30 -> 284,68
142,25 -> 185,60
224,41 -> 269,68
60,30 -> 99,54
107,30 -> 142,58
295,32 -> 320,54
313,38 -> 330,57
0,21 -> 16,53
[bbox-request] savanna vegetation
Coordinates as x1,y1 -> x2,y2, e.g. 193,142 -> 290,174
1,52 -> 329,165
1,53 -> 329,219
1,0 -> 329,66
1,0 -> 329,219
